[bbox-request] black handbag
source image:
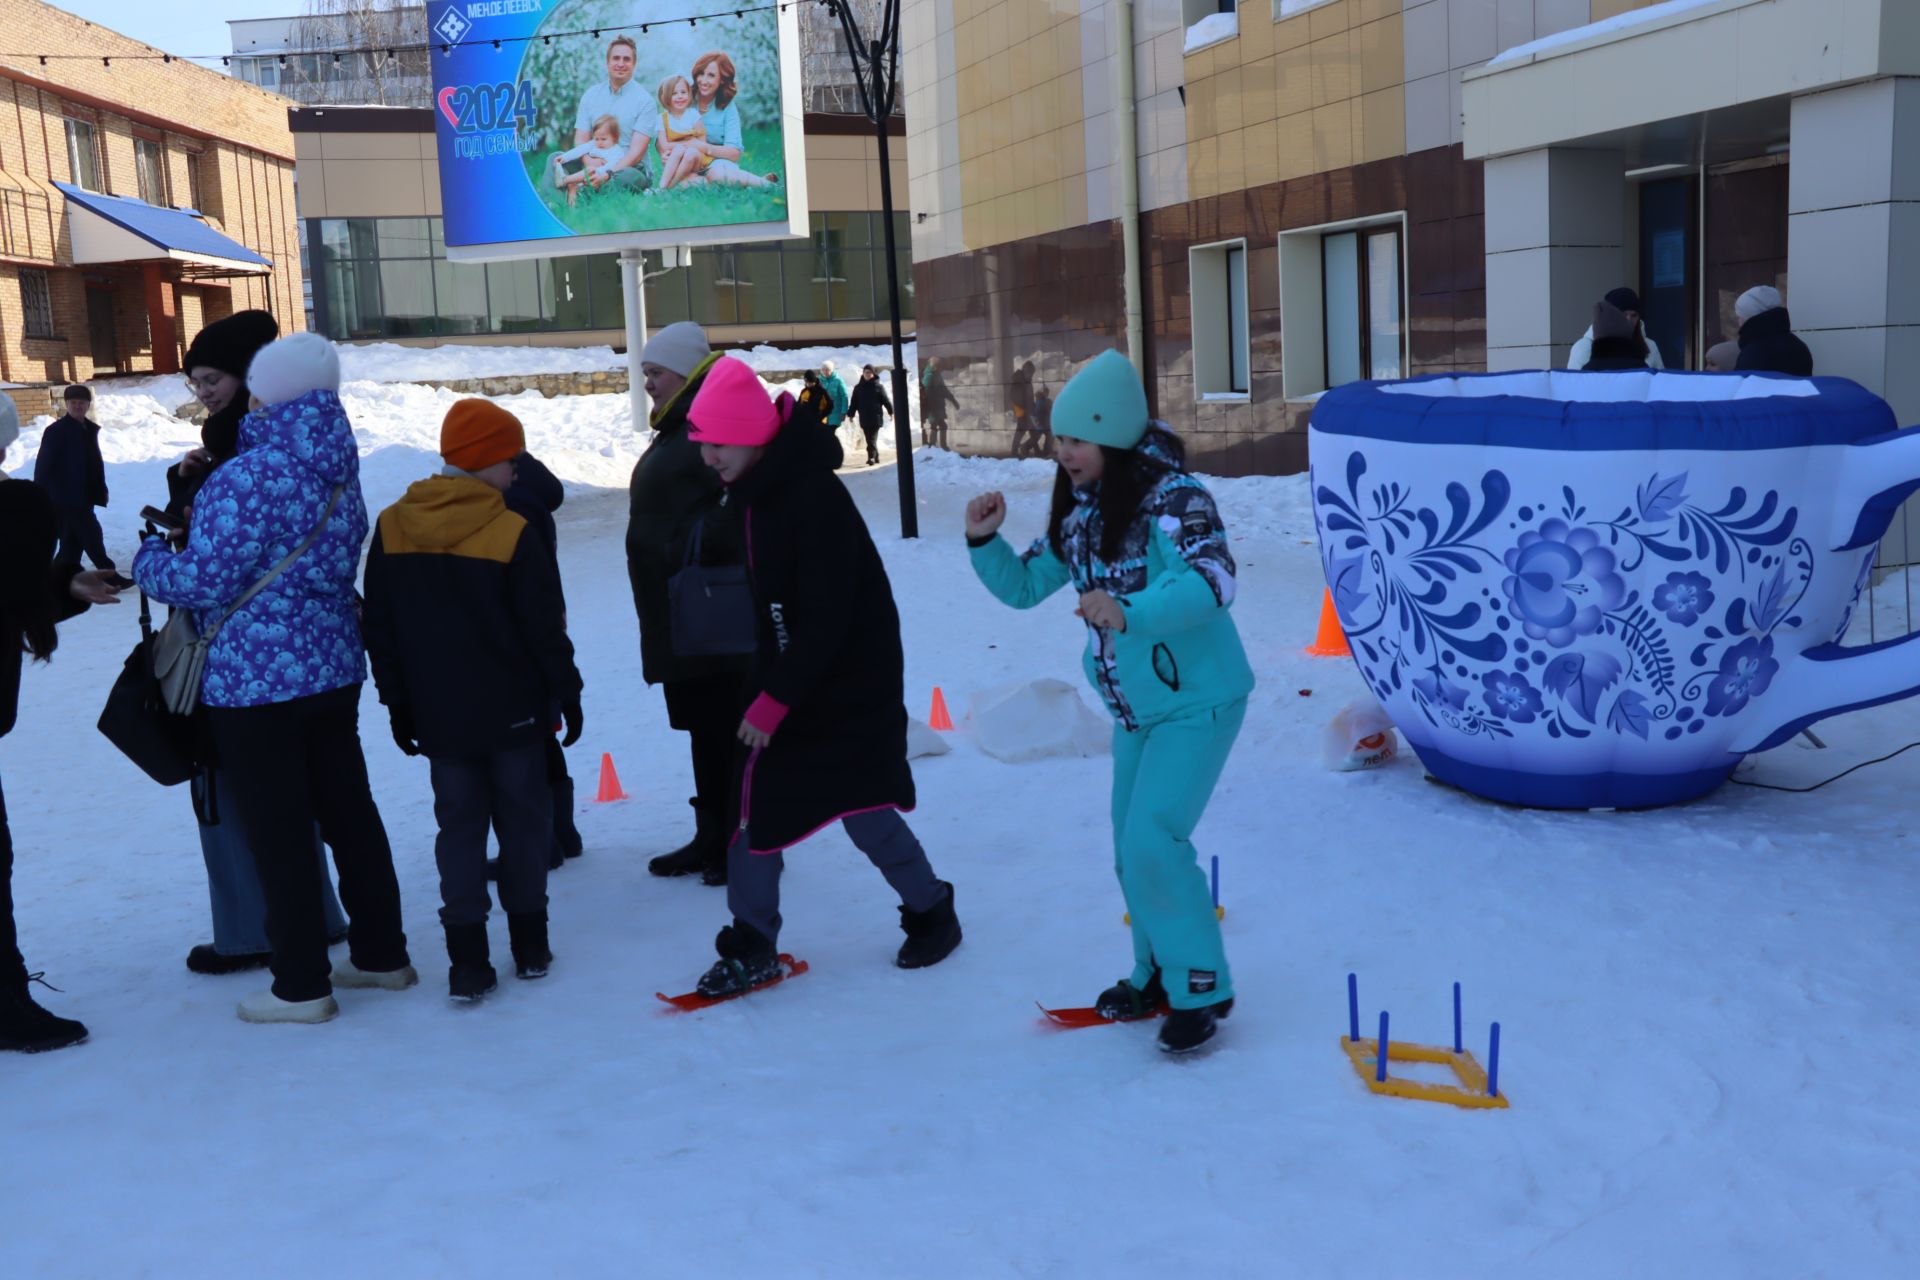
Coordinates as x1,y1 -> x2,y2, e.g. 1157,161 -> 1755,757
98,590 -> 201,787
667,517 -> 757,657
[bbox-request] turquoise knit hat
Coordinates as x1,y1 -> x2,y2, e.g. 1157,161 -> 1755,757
1052,350 -> 1149,450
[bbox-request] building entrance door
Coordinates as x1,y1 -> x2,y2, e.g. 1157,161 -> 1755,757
86,285 -> 118,372
1638,177 -> 1697,370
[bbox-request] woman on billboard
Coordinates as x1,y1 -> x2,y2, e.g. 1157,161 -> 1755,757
681,52 -> 780,189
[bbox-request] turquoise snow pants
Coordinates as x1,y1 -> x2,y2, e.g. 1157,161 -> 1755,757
1113,697 -> 1246,1010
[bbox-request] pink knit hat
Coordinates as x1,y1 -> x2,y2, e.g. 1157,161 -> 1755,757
687,356 -> 783,447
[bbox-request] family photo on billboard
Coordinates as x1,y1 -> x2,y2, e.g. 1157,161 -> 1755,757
429,0 -> 796,252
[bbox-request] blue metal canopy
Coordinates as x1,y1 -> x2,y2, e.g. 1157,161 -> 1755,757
54,182 -> 271,274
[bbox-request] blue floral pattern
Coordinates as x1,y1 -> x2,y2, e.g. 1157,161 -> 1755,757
133,390 -> 370,708
1314,451 -> 1829,747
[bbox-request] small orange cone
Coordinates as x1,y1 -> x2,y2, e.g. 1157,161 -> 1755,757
929,687 -> 954,731
594,752 -> 629,802
1305,589 -> 1351,658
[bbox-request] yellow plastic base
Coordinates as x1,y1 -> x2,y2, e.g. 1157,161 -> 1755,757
1123,906 -> 1225,925
1339,1036 -> 1510,1109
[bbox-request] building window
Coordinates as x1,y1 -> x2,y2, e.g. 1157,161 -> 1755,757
183,151 -> 204,212
20,269 -> 56,338
64,119 -> 100,191
135,138 -> 167,205
1190,240 -> 1250,398
1278,214 -> 1407,398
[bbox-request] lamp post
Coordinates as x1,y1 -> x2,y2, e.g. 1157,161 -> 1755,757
825,0 -> 917,538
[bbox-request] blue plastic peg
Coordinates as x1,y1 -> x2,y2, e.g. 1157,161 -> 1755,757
1347,973 -> 1359,1043
1376,1011 -> 1390,1083
1453,982 -> 1463,1054
1487,1022 -> 1502,1098
1210,855 -> 1220,908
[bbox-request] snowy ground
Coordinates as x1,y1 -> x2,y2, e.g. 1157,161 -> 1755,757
4,350 -> 1919,1275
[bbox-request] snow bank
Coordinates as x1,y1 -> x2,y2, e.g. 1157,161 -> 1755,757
336,341 -> 625,384
1184,11 -> 1238,54
1488,0 -> 1724,67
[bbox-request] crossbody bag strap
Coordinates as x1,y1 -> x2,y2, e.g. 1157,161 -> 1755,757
204,484 -> 345,641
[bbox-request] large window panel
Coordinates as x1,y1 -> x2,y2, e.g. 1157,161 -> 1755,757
586,255 -> 624,329
1366,228 -> 1403,381
1322,232 -> 1363,390
550,256 -> 595,330
689,250 -> 740,327
379,259 -> 437,337
488,259 -> 551,333
733,250 -> 786,325
325,260 -> 385,339
832,247 -> 876,320
782,248 -> 830,323
434,259 -> 489,336
64,120 -> 99,191
135,139 -> 166,205
644,259 -> 692,326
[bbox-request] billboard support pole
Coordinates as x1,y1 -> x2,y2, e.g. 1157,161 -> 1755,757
620,247 -> 651,429
832,0 -> 917,540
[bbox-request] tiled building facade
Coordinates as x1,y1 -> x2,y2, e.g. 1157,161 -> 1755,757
0,1 -> 302,415
905,0 -> 1917,479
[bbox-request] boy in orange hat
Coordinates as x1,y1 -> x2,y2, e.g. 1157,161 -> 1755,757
361,399 -> 585,1002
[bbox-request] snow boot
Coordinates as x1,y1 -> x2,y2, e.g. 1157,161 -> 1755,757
0,972 -> 89,1053
186,944 -> 270,975
330,958 -> 419,991
507,912 -> 552,980
896,881 -> 962,969
445,922 -> 497,1003
553,775 -> 583,860
236,989 -> 339,1025
1157,998 -> 1235,1054
695,920 -> 783,997
1095,971 -> 1168,1022
650,803 -> 723,879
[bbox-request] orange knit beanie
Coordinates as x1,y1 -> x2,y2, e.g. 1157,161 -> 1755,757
441,399 -> 525,473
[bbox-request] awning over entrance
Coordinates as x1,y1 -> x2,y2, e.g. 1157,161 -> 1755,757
53,182 -> 271,278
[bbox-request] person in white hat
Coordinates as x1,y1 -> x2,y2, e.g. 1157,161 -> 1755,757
1732,285 -> 1813,376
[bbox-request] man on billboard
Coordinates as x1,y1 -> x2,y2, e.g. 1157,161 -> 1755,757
575,35 -> 655,195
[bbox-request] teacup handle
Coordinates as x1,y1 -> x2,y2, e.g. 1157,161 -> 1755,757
1737,426 -> 1920,753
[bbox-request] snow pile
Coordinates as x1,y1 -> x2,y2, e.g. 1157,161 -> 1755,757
1488,0 -> 1724,67
968,679 -> 1111,763
1184,11 -> 1239,54
337,341 -> 626,384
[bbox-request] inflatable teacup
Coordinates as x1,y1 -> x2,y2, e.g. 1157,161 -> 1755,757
1309,370 -> 1920,808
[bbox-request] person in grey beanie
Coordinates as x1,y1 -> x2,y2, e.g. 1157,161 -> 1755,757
1733,285 -> 1814,376
624,323 -> 747,884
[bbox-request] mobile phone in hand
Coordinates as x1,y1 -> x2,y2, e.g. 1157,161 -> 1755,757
139,504 -> 183,532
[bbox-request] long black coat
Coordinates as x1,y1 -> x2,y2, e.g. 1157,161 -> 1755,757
730,405 -> 914,852
34,415 -> 107,517
849,377 -> 893,429
0,481 -> 85,740
1735,307 -> 1814,376
625,355 -> 748,688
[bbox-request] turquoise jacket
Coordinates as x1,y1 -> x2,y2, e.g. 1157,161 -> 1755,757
821,371 -> 850,426
970,433 -> 1254,729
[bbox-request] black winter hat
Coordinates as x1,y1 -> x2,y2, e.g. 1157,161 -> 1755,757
62,384 -> 91,402
1604,287 -> 1643,315
182,309 -> 280,380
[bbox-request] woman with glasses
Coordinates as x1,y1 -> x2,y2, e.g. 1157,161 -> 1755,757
166,311 -> 349,976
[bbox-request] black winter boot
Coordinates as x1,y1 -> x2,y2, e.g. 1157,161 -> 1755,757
1095,970 -> 1168,1022
696,920 -> 782,997
186,944 -> 270,975
444,923 -> 497,1003
0,972 -> 89,1053
896,881 -> 962,969
507,912 -> 552,980
1158,998 -> 1235,1053
650,803 -> 719,878
553,775 -> 583,860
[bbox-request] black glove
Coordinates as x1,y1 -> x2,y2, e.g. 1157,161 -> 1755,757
561,698 -> 584,748
389,711 -> 420,757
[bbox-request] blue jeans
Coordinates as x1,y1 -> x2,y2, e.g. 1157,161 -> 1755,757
198,779 -> 347,956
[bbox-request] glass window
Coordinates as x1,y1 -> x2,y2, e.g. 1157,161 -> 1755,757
378,259 -> 435,337
832,247 -> 876,321
1366,228 -> 1403,380
689,250 -> 740,326
433,259 -> 489,336
1227,244 -> 1249,394
587,255 -> 625,329
643,256 -> 691,327
1322,232 -> 1362,389
20,268 -> 55,338
822,211 -> 873,249
135,138 -> 166,205
183,151 -> 204,212
1320,224 -> 1404,388
377,218 -> 434,259
323,260 -> 384,338
64,119 -> 99,191
487,259 -> 550,333
782,249 -> 830,323
733,250 -> 786,325
549,256 -> 595,330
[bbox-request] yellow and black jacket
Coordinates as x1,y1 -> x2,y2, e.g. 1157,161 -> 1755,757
362,474 -> 581,758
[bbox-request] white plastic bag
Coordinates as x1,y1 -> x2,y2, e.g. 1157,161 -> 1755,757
1321,699 -> 1399,771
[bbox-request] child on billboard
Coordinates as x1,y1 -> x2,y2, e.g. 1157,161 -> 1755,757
550,114 -> 626,206
655,75 -> 712,191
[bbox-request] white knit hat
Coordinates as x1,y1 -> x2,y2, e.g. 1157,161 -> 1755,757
822,359 -> 836,374
639,321 -> 711,378
1736,285 -> 1783,323
0,397 -> 18,452
248,332 -> 340,407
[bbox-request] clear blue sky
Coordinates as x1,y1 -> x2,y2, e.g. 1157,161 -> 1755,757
54,0 -> 299,63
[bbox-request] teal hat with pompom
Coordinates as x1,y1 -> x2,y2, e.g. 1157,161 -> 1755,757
1052,350 -> 1150,450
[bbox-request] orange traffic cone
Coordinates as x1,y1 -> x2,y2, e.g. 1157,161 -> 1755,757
1305,589 -> 1351,658
929,687 -> 954,731
594,752 -> 629,802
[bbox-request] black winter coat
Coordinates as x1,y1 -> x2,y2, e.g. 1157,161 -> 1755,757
0,481 -> 85,740
165,400 -> 248,523
626,354 -> 751,688
1736,307 -> 1814,377
362,476 -> 581,758
504,451 -> 564,589
1581,337 -> 1649,372
730,405 -> 914,852
849,377 -> 893,428
34,415 -> 107,516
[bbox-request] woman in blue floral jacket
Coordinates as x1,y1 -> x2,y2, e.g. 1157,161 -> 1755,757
134,334 -> 413,1026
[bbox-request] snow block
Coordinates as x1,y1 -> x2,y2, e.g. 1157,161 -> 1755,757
968,679 -> 1110,763
906,716 -> 951,760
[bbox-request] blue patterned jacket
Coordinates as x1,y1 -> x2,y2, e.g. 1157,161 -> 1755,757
133,390 -> 370,708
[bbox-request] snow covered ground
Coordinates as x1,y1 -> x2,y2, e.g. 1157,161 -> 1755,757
4,347 -> 1919,1275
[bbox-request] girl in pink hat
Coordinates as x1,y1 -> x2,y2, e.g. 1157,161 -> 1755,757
679,357 -> 961,998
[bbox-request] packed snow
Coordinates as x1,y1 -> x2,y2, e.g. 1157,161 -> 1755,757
4,341 -> 1919,1274
1487,0 -> 1727,68
1184,11 -> 1239,54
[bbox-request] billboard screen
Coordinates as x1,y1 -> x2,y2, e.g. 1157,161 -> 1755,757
425,0 -> 807,262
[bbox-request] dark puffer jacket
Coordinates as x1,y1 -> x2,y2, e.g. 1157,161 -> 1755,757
729,403 -> 914,853
625,353 -> 750,688
1735,306 -> 1814,376
0,481 -> 87,739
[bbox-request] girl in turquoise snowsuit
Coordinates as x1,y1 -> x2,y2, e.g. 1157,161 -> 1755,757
966,350 -> 1254,1052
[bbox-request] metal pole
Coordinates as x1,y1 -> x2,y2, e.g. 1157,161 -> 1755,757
620,247 -> 650,428
871,38 -> 917,539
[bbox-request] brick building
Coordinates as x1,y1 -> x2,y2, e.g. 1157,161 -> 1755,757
0,0 -> 302,419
